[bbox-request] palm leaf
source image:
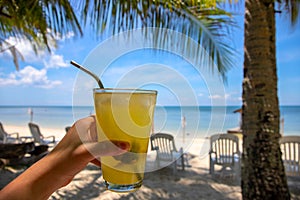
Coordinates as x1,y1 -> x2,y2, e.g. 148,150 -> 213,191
278,0 -> 300,26
0,38 -> 24,70
1,0 -> 237,77
0,0 -> 82,69
74,0 -> 237,80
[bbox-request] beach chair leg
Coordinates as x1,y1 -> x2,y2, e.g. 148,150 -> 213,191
210,160 -> 215,174
179,148 -> 185,171
234,162 -> 241,184
173,161 -> 177,174
155,158 -> 160,168
182,155 -> 185,171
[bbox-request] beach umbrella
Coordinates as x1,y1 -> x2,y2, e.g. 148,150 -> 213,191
280,117 -> 284,135
233,108 -> 242,131
28,108 -> 33,122
181,116 -> 186,143
233,108 -> 242,113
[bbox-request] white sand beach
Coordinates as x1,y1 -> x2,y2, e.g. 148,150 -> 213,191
1,125 -> 300,199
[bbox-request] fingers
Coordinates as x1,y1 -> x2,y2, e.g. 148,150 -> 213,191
83,140 -> 130,159
74,116 -> 97,143
90,159 -> 101,167
87,116 -> 97,142
70,117 -> 131,166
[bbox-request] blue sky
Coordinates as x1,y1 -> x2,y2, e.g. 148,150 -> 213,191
0,9 -> 299,106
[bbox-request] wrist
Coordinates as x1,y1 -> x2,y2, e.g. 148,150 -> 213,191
0,151 -> 69,200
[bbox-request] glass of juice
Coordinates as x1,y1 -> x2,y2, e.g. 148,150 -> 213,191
93,88 -> 157,192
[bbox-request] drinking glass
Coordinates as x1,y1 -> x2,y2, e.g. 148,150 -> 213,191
93,88 -> 157,192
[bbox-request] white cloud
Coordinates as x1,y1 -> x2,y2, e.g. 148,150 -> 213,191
209,94 -> 230,100
2,36 -> 46,62
0,66 -> 62,89
209,94 -> 222,99
44,54 -> 69,69
1,33 -> 73,69
53,31 -> 75,41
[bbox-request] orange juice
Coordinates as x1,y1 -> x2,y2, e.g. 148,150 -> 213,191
93,89 -> 157,192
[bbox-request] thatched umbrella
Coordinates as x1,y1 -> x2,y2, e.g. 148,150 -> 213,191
233,108 -> 242,113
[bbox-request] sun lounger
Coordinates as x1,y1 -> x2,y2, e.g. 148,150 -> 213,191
280,135 -> 300,176
28,122 -> 56,146
0,122 -> 20,143
150,133 -> 189,173
209,133 -> 241,177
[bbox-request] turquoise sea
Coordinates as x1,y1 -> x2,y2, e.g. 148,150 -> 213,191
0,106 -> 299,138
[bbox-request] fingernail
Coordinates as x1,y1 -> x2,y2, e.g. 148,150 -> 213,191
112,141 -> 130,150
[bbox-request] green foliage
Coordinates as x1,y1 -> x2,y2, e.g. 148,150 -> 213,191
0,0 -> 237,80
0,0 -> 81,51
277,0 -> 300,26
74,0 -> 237,80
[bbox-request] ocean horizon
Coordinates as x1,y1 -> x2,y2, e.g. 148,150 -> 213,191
0,105 -> 299,138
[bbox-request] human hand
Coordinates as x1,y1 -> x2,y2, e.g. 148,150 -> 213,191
50,115 -> 130,186
0,116 -> 130,200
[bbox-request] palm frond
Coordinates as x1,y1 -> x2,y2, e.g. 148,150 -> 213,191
74,0 -> 237,80
0,0 -> 82,69
1,0 -> 237,76
277,0 -> 300,26
0,38 -> 24,70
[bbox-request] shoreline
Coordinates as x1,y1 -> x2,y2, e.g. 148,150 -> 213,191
1,104 -> 299,140
3,124 -> 299,155
3,124 -> 210,156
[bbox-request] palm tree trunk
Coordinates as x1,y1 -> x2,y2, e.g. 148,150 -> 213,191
242,0 -> 290,199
